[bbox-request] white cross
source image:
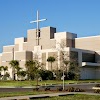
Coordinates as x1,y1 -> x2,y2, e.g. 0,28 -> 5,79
30,10 -> 47,45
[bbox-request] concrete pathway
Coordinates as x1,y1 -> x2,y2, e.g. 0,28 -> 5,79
0,92 -> 100,100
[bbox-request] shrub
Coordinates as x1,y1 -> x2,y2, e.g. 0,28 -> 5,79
74,88 -> 85,92
39,70 -> 54,80
57,87 -> 63,91
95,84 -> 100,87
33,88 -> 39,91
94,89 -> 100,93
66,87 -> 85,92
44,87 -> 50,91
66,87 -> 74,92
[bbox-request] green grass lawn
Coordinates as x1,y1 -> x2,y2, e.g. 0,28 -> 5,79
38,94 -> 100,100
0,92 -> 100,99
0,91 -> 53,98
0,79 -> 100,87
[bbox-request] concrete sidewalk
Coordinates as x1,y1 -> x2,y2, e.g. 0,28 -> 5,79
0,92 -> 100,100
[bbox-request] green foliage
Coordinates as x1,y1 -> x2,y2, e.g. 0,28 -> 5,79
25,60 -> 44,86
17,71 -> 26,77
39,70 -> 54,80
44,87 -> 50,91
0,66 -> 9,80
2,72 -> 10,80
33,88 -> 39,91
95,84 -> 100,87
66,87 -> 85,92
9,60 -> 21,80
54,70 -> 63,80
94,89 -> 100,93
57,87 -> 63,91
47,56 -> 55,70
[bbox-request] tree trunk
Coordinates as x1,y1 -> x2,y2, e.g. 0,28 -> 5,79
51,62 -> 52,71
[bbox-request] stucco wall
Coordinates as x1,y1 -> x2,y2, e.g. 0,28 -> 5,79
75,36 -> 100,51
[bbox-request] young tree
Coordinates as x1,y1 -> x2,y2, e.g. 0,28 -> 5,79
47,56 -> 55,70
25,60 -> 36,80
55,41 -> 80,90
25,60 -> 43,86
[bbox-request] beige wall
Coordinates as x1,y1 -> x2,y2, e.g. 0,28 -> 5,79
2,52 -> 13,61
15,51 -> 33,61
75,36 -> 100,51
40,27 -> 56,49
42,53 -> 46,69
23,43 -> 28,51
27,27 -> 56,50
3,44 -> 19,52
27,29 -> 36,51
48,52 -> 58,70
55,32 -> 77,49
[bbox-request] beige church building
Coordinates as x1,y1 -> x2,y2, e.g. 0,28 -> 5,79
0,26 -> 100,80
0,10 -> 100,80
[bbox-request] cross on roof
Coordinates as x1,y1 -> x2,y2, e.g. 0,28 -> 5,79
30,10 -> 47,45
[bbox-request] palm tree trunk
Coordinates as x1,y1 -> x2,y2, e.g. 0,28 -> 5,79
51,62 -> 52,71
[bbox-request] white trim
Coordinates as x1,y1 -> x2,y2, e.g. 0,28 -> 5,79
76,35 -> 100,40
15,37 -> 25,39
3,45 -> 14,47
28,26 -> 55,31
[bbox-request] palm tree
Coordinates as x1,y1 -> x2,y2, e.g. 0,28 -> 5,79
0,66 -> 9,80
2,66 -> 8,75
17,70 -> 26,80
9,60 -> 20,80
47,56 -> 55,70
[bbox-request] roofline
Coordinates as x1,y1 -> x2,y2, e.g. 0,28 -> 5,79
75,35 -> 100,40
28,26 -> 56,31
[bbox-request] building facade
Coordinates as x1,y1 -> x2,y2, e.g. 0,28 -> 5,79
0,26 -> 100,79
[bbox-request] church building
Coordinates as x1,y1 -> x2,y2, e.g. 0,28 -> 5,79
0,11 -> 100,80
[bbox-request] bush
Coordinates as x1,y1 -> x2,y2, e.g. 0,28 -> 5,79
44,87 -> 50,91
57,87 -> 63,91
66,87 -> 74,92
39,70 -> 54,80
74,88 -> 85,92
33,88 -> 39,91
95,84 -> 100,87
66,87 -> 85,92
94,89 -> 100,93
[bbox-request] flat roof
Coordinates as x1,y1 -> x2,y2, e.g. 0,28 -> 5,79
76,35 -> 100,40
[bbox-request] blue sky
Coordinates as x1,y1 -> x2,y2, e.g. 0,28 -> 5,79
0,0 -> 100,52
